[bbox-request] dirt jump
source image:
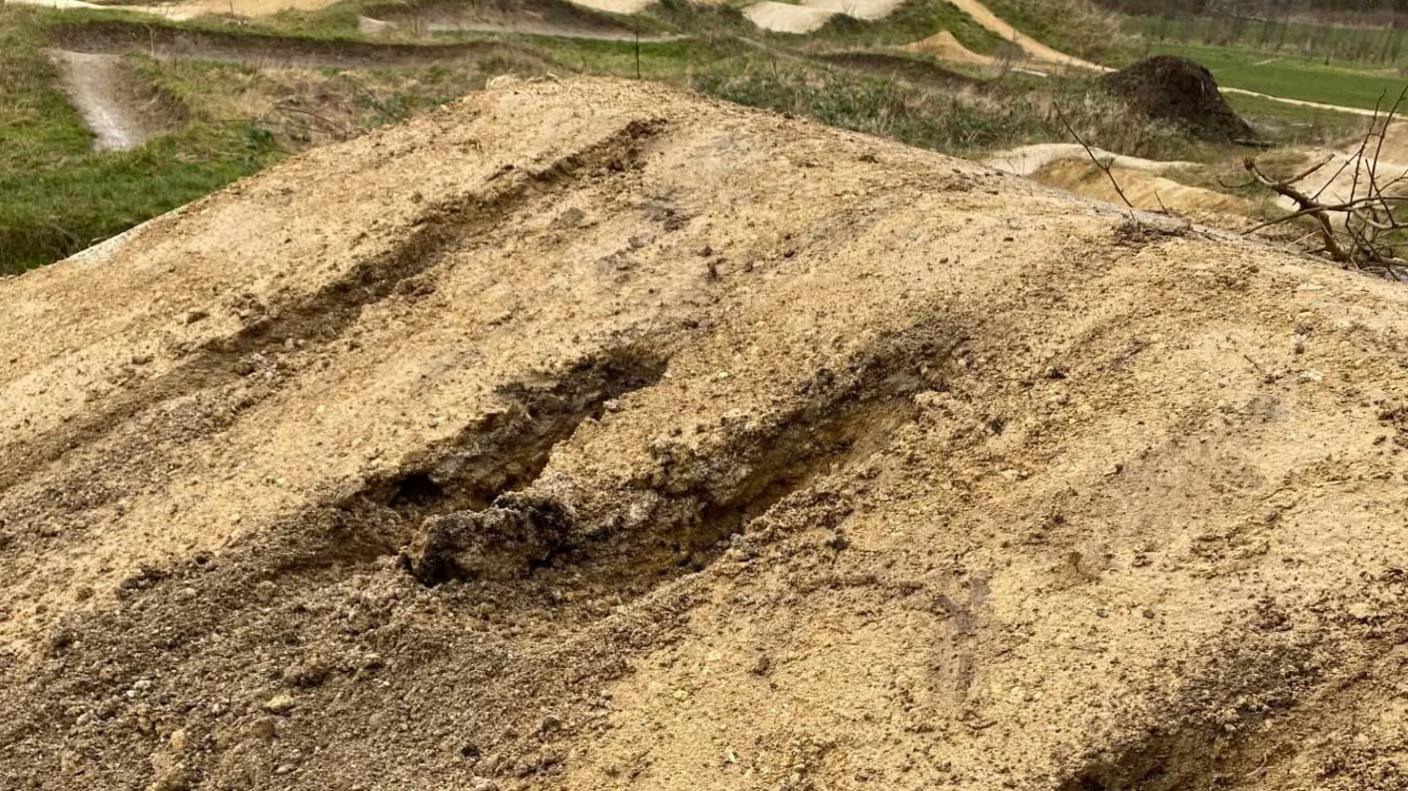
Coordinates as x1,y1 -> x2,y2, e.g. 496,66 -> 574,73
47,20 -> 549,69
742,0 -> 902,34
45,48 -> 173,151
3,77 -> 1408,790
1032,158 -> 1253,226
903,29 -> 997,67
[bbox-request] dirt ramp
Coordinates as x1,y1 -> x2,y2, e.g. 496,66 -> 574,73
1033,158 -> 1252,225
47,19 -> 549,68
3,78 -> 1408,790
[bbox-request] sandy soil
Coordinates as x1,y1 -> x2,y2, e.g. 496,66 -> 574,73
742,1 -> 837,34
4,77 -> 1408,791
904,29 -> 997,67
982,142 -> 1199,178
743,0 -> 902,34
1033,158 -> 1253,226
563,0 -> 654,14
800,0 -> 902,20
354,0 -> 680,43
1286,121 -> 1408,208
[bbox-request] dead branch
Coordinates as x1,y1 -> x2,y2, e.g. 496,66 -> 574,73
1053,103 -> 1135,211
1244,157 -> 1351,262
1240,83 -> 1408,281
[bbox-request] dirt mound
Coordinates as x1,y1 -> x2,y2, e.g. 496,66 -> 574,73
983,142 -> 1199,177
1104,55 -> 1255,141
4,77 -> 1408,791
1033,158 -> 1253,226
902,29 -> 996,67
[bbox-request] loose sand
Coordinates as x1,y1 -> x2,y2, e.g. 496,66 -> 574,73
3,77 -> 1408,791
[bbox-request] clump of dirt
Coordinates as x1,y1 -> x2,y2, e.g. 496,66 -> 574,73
3,77 -> 1408,791
1104,55 -> 1255,141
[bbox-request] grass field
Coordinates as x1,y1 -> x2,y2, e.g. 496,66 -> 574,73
1124,13 -> 1408,69
984,0 -> 1136,65
1137,40 -> 1408,112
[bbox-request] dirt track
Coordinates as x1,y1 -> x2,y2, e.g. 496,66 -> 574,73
46,48 -> 160,151
4,77 -> 1408,791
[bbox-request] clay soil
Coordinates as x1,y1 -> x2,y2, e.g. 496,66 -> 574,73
3,78 -> 1408,791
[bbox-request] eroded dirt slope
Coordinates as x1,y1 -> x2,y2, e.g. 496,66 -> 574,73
2,78 -> 1408,791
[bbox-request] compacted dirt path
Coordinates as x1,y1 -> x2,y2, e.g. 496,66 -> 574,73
46,49 -> 158,151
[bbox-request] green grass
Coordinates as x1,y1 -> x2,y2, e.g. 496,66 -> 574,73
1224,90 -> 1368,145
0,7 -> 283,274
1139,40 -> 1406,112
983,0 -> 1136,65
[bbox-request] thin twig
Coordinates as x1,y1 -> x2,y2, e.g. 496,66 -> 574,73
1054,103 -> 1135,211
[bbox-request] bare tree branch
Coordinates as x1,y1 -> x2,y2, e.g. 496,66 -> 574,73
1054,103 -> 1135,212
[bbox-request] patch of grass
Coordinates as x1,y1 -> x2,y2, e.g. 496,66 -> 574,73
801,0 -> 1003,53
1140,40 -> 1407,112
983,0 -> 1135,65
689,59 -> 1209,160
1124,14 -> 1408,70
0,7 -> 281,274
521,34 -> 740,78
1224,90 -> 1368,146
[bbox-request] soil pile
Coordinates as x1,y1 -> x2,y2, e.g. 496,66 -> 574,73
1104,55 -> 1255,141
3,78 -> 1408,791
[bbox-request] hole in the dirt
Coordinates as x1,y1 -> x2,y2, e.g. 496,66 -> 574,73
387,472 -> 445,509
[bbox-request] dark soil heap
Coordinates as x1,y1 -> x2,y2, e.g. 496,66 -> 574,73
1104,55 -> 1255,141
